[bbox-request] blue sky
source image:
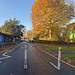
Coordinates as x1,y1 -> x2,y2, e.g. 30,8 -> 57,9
0,0 -> 75,30
0,0 -> 34,30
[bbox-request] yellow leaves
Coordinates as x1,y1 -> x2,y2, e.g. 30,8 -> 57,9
36,24 -> 43,32
32,0 -> 73,40
32,0 -> 48,16
32,5 -> 39,16
41,5 -> 46,14
35,0 -> 39,4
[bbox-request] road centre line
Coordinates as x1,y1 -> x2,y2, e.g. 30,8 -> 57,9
24,47 -> 28,69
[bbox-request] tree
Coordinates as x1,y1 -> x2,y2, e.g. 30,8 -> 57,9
1,18 -> 19,35
0,27 -> 1,32
42,4 -> 73,40
32,0 -> 74,41
13,25 -> 23,37
1,18 -> 25,41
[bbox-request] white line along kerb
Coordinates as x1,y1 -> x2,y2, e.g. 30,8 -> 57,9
50,47 -> 62,70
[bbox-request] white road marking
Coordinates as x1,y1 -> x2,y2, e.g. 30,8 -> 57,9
0,56 -> 11,60
24,42 -> 31,69
24,48 -> 28,69
0,52 -> 11,61
24,64 -> 28,69
0,42 -> 24,61
40,47 -> 75,69
0,42 -> 26,62
49,47 -> 61,70
58,47 -> 61,70
49,62 -> 59,70
2,52 -> 8,56
2,52 -> 11,58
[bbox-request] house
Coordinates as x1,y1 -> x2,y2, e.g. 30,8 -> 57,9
0,32 -> 15,45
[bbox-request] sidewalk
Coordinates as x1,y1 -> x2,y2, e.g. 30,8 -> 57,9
0,44 -> 16,54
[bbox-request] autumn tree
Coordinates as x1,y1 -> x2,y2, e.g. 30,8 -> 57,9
42,4 -> 73,41
32,0 -> 74,41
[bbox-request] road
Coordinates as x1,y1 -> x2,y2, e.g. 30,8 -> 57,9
0,42 -> 75,75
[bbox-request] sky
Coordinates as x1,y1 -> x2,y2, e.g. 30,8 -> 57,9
0,0 -> 75,30
65,0 -> 75,5
0,0 -> 34,30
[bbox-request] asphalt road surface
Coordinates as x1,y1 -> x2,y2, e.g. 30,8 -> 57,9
0,42 -> 75,75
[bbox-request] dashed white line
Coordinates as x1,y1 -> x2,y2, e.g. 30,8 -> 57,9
24,48 -> 28,69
